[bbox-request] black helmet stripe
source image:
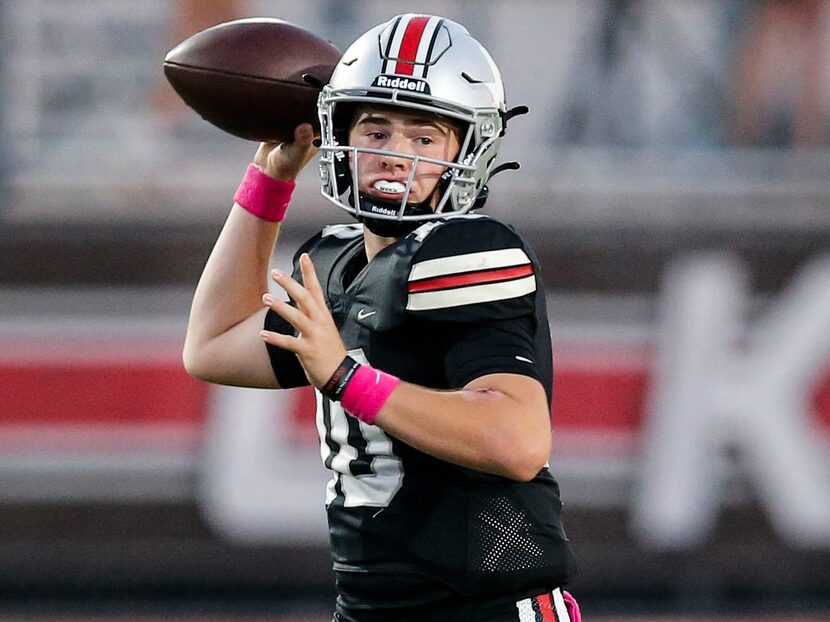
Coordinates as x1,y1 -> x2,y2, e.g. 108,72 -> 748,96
422,19 -> 445,79
380,15 -> 403,73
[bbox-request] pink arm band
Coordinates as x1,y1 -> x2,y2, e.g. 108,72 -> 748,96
233,163 -> 295,222
340,365 -> 401,425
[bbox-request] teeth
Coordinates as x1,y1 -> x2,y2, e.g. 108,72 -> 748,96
373,180 -> 406,194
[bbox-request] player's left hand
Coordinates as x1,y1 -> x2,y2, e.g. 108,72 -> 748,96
260,253 -> 347,388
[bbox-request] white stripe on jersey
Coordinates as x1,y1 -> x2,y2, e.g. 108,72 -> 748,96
409,248 -> 531,281
553,588 -> 570,621
407,275 -> 536,311
515,597 -> 536,622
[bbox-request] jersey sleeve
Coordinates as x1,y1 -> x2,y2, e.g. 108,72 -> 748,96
442,315 -> 545,389
407,218 -> 548,389
263,309 -> 309,388
405,218 -> 537,324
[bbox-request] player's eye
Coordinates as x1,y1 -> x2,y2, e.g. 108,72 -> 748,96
416,137 -> 434,146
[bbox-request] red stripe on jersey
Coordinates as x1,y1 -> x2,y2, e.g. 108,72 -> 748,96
535,593 -> 558,622
395,15 -> 430,75
407,264 -> 533,293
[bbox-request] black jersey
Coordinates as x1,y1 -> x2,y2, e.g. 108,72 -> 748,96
265,215 -> 576,620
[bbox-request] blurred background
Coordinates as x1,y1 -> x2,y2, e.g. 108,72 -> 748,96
1,0 -> 829,620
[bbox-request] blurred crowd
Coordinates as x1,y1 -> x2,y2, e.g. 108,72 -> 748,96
3,0 -> 830,159
1,0 -> 830,224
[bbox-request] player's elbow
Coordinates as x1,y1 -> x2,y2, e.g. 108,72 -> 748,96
182,340 -> 211,382
494,433 -> 551,482
181,334 -> 223,383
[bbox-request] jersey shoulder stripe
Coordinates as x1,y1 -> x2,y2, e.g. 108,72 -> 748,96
409,247 -> 531,281
406,274 -> 536,311
408,263 -> 533,293
406,244 -> 536,311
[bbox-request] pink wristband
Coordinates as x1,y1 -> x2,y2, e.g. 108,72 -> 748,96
341,365 -> 401,425
233,163 -> 295,222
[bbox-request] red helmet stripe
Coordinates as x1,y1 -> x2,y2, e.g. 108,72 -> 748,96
395,15 -> 431,75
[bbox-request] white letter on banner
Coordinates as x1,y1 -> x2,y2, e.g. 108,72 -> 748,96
634,254 -> 830,548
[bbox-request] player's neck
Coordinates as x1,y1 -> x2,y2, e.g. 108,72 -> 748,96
363,230 -> 399,262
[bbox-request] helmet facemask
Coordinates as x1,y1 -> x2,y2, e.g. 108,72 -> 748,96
319,96 -> 502,236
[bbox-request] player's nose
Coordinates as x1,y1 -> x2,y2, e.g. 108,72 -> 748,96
380,134 -> 413,168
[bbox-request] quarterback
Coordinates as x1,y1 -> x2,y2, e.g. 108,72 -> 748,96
183,13 -> 579,622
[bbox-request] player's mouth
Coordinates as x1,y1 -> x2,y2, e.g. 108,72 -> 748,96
372,180 -> 408,196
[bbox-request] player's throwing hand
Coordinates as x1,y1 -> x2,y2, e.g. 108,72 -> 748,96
253,123 -> 319,183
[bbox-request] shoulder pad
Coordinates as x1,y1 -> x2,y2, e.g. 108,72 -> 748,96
290,225 -> 362,289
405,217 -> 537,323
322,223 -> 364,239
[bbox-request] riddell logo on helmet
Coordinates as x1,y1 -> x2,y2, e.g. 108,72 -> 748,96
369,204 -> 397,216
372,75 -> 431,94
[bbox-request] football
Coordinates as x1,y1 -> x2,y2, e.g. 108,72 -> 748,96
163,18 -> 341,142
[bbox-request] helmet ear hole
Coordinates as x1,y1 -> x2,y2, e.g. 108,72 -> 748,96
333,148 -> 352,197
332,103 -> 357,197
333,103 -> 358,137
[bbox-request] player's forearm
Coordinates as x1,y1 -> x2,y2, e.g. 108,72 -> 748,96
374,375 -> 552,481
183,205 -> 279,367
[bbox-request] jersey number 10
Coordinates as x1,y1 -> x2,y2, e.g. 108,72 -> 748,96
316,349 -> 405,508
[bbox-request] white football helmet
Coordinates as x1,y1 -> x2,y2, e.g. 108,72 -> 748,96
317,14 -> 523,236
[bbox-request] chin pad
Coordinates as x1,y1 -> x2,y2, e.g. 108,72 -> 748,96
356,194 -> 432,237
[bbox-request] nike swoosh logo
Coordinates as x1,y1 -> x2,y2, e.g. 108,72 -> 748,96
357,308 -> 377,320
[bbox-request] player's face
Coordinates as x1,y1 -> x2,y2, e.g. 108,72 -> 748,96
348,106 -> 461,208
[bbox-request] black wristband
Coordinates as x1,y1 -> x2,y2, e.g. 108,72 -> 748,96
321,355 -> 361,401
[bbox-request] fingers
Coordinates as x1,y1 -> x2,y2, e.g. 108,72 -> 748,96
259,288 -> 307,355
253,140 -> 281,169
269,267 -> 319,316
259,327 -> 298,352
262,293 -> 310,333
292,123 -> 316,147
253,124 -> 317,180
262,258 -> 325,333
260,258 -> 347,388
299,254 -> 327,306
271,255 -> 326,313
276,124 -> 318,171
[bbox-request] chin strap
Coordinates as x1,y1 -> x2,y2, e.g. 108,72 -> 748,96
352,193 -> 432,237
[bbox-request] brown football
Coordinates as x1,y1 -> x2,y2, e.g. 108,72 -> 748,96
163,18 -> 341,142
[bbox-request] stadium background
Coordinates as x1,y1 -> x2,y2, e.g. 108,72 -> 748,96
1,0 -> 829,619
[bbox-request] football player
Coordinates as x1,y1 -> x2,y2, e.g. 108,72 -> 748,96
183,13 -> 580,622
